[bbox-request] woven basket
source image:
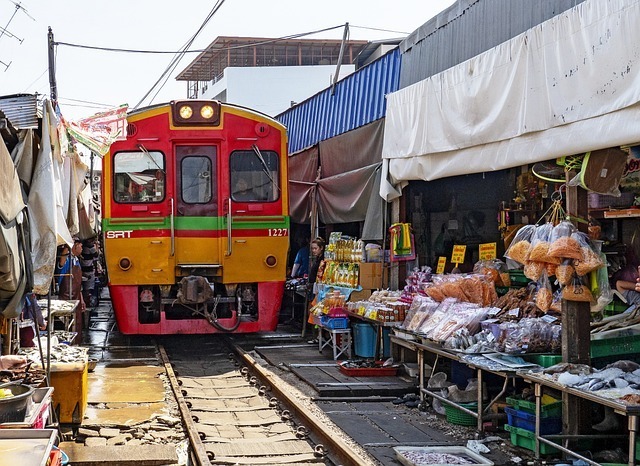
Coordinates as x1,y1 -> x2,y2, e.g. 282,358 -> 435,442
444,402 -> 477,426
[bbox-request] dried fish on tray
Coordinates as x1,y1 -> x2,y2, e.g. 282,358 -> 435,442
20,344 -> 88,366
37,299 -> 79,315
394,446 -> 493,466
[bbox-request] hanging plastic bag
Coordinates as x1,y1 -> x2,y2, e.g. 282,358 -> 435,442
548,220 -> 582,260
529,223 -> 561,264
524,261 -> 545,281
549,288 -> 563,313
562,276 -> 594,302
556,260 -> 575,286
573,234 -> 605,276
535,272 -> 553,312
590,253 -> 613,313
504,224 -> 536,265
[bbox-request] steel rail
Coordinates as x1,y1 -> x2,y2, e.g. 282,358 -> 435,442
158,345 -> 211,466
231,343 -> 372,466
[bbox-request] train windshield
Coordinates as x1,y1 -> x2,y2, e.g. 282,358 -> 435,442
113,151 -> 165,203
230,149 -> 279,202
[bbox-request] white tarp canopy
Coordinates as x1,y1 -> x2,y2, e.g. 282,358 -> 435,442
381,0 -> 640,200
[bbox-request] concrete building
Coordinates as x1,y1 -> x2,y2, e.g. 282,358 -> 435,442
176,36 -> 369,117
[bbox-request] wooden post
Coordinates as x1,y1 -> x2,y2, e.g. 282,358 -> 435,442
562,170 -> 591,439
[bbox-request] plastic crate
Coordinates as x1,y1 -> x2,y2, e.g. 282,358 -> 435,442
504,424 -> 560,455
522,353 -> 562,368
590,333 -> 640,359
504,407 -> 562,435
444,402 -> 477,426
603,300 -> 630,317
0,387 -> 53,429
338,361 -> 397,377
320,316 -> 348,329
508,270 -> 530,287
50,361 -> 88,424
506,396 -> 562,418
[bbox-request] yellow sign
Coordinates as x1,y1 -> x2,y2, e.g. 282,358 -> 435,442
436,256 -> 446,274
479,242 -> 497,261
451,245 -> 466,265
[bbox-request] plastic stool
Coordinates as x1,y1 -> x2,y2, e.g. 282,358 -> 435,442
319,327 -> 352,360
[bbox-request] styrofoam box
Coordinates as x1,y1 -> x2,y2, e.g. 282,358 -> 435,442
394,446 -> 494,466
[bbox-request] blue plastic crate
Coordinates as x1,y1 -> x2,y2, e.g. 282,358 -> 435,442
505,407 -> 562,435
320,316 -> 348,329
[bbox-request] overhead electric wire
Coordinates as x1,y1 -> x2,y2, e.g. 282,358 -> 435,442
350,24 -> 411,35
53,24 -> 347,55
134,0 -> 229,109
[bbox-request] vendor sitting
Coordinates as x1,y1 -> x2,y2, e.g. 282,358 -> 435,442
615,265 -> 640,305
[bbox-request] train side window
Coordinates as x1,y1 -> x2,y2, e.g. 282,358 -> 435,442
113,151 -> 165,203
181,156 -> 212,203
230,150 -> 279,202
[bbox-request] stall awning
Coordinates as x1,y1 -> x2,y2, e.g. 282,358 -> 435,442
381,0 -> 640,200
288,119 -> 385,240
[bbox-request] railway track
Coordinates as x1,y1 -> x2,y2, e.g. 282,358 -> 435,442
159,337 -> 370,466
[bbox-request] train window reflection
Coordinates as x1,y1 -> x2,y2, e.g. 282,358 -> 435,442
181,156 -> 212,203
230,150 -> 279,202
113,151 -> 165,203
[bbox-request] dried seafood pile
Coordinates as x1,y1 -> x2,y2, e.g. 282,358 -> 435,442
591,306 -> 640,334
539,360 -> 640,403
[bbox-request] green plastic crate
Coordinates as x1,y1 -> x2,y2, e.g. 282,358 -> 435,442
522,353 -> 562,368
506,396 -> 562,418
603,299 -> 630,317
444,402 -> 477,426
504,424 -> 560,455
508,269 -> 530,287
590,334 -> 640,359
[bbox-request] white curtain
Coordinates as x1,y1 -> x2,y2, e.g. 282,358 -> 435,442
382,0 -> 640,198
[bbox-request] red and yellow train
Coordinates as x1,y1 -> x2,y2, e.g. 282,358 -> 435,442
102,100 -> 289,334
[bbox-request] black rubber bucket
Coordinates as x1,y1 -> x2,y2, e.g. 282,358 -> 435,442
0,384 -> 35,423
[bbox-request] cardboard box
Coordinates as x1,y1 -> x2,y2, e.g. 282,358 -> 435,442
359,262 -> 382,290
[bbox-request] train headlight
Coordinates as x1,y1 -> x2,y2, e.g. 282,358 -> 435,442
200,105 -> 215,119
119,257 -> 132,271
178,105 -> 193,119
172,100 -> 220,126
265,255 -> 277,267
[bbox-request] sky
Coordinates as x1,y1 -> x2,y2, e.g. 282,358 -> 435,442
0,0 -> 455,121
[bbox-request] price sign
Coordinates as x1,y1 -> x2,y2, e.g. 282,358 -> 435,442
451,245 -> 466,265
436,256 -> 446,274
479,242 -> 497,261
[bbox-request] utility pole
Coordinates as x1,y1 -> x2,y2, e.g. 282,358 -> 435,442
48,27 -> 57,102
331,23 -> 349,96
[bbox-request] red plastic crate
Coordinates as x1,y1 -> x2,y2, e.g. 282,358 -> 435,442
339,361 -> 398,377
49,448 -> 62,466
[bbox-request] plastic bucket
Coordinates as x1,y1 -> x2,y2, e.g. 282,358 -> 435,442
353,323 -> 376,358
0,383 -> 35,423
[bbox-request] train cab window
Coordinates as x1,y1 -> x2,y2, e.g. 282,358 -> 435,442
180,156 -> 213,203
113,151 -> 165,203
230,149 -> 279,202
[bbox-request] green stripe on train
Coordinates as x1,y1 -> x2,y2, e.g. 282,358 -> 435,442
103,216 -> 290,231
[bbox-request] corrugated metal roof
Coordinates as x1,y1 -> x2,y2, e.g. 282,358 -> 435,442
277,48 -> 401,154
0,94 -> 39,129
399,0 -> 586,88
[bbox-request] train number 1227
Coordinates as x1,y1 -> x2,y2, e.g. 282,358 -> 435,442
268,228 -> 288,237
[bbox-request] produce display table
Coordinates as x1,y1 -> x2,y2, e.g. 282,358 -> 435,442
38,299 -> 79,334
521,372 -> 640,466
390,333 -> 527,431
